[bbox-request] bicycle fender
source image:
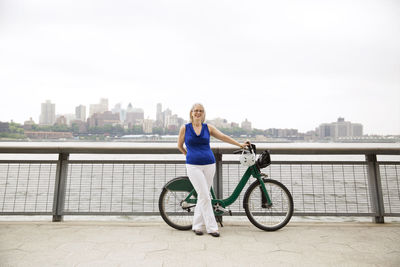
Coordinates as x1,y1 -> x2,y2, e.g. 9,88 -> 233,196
164,176 -> 194,192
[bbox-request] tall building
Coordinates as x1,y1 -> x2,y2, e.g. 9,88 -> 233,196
318,123 -> 332,138
163,108 -> 172,128
351,123 -> 363,137
89,98 -> 108,116
318,118 -> 363,139
39,100 -> 56,125
241,119 -> 252,131
126,103 -> 134,113
156,103 -> 163,127
75,105 -> 86,122
112,103 -> 126,122
126,107 -> 144,126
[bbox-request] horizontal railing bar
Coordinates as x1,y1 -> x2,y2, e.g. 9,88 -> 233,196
293,212 -> 376,217
0,160 -> 58,164
67,160 -> 186,164
0,212 -> 53,215
0,142 -> 399,155
0,160 -> 395,165
0,212 -> 394,217
62,212 -> 379,217
0,212 -> 396,219
378,161 -> 400,165
3,212 -> 396,217
63,212 -> 160,216
223,161 -> 368,165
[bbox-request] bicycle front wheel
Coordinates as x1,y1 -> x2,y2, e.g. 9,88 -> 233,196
158,187 -> 194,230
243,178 -> 293,231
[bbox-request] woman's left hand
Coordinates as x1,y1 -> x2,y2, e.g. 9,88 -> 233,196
240,141 -> 250,149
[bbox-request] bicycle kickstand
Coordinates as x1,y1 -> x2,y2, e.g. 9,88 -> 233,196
216,216 -> 224,227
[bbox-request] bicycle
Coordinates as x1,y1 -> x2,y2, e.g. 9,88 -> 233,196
158,144 -> 294,231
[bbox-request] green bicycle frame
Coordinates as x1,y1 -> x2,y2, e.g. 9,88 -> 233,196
184,165 -> 272,210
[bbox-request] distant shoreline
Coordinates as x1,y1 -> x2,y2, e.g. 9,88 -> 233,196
1,138 -> 399,144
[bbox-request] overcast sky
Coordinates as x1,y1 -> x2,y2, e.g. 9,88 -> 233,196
0,0 -> 399,134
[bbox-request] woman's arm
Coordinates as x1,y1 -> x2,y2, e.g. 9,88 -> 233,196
177,125 -> 187,155
208,124 -> 247,148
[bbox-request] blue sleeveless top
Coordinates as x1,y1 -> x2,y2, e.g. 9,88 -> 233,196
185,123 -> 216,165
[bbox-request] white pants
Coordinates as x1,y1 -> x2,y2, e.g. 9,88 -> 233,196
186,163 -> 218,233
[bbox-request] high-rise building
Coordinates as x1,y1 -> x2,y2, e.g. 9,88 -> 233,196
75,105 -> 86,122
112,103 -> 126,122
351,123 -> 363,137
156,103 -> 163,126
318,118 -> 363,139
163,108 -> 172,128
39,100 -> 56,125
89,98 -> 108,116
318,123 -> 332,138
126,107 -> 144,126
241,119 -> 252,131
126,103 -> 134,113
154,103 -> 186,131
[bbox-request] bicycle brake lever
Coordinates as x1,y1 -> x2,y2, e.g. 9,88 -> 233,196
233,149 -> 243,154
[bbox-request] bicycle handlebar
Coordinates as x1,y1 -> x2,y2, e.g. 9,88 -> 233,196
233,143 -> 256,155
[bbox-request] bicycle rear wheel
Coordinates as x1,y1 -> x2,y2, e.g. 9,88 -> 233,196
243,178 -> 293,231
158,187 -> 194,230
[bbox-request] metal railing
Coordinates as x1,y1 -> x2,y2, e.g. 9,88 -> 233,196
0,142 -> 399,223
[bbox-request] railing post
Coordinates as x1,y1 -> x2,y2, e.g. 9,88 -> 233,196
365,154 -> 385,223
52,153 -> 69,222
213,151 -> 223,199
213,150 -> 223,223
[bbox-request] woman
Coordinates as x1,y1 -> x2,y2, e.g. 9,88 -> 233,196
177,103 -> 248,237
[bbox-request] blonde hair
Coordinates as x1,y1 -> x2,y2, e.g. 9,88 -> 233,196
189,103 -> 206,123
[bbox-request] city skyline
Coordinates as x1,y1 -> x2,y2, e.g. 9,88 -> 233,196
1,98 -> 375,141
0,97 -> 396,136
1,1 -> 399,135
10,98 -> 370,135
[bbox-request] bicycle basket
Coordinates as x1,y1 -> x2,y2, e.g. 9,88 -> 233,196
256,150 -> 271,169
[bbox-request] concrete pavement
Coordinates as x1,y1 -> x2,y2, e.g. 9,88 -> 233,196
0,220 -> 399,266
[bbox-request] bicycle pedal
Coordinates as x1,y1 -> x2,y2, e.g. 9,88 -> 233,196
216,207 -> 232,216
